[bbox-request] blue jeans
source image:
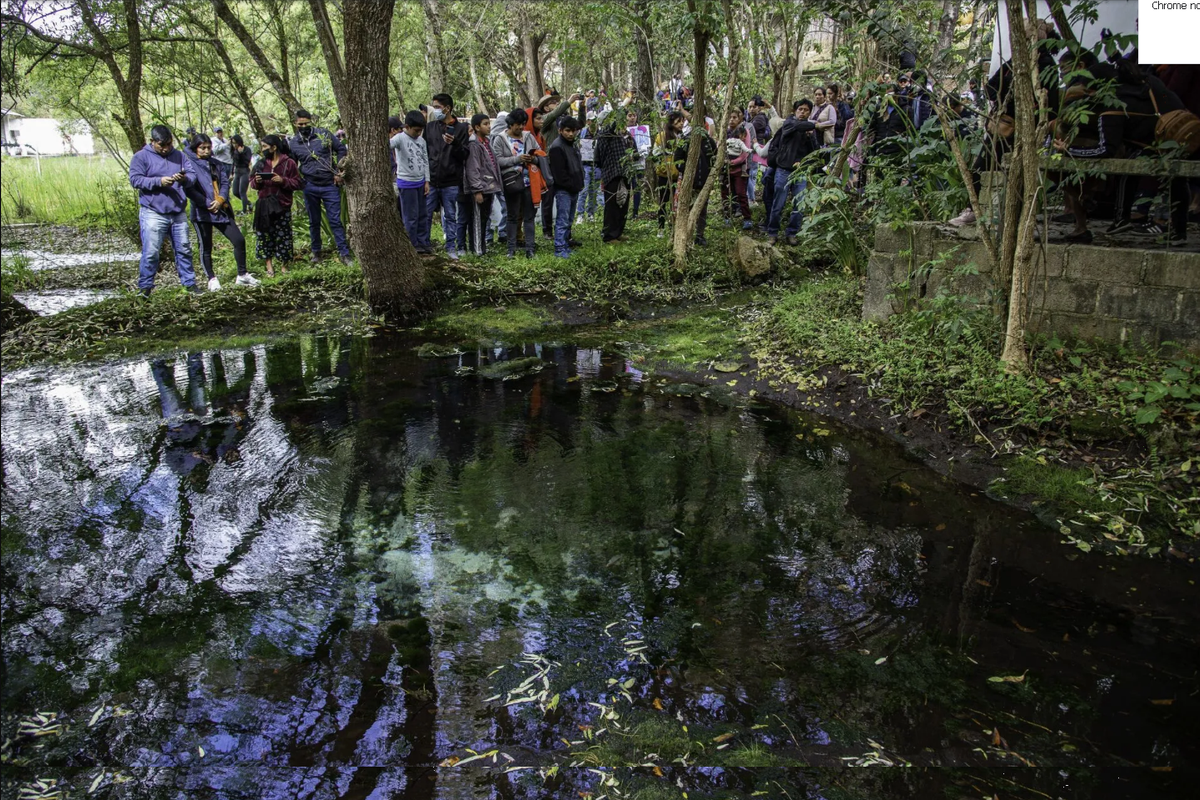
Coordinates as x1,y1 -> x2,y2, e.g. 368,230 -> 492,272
398,185 -> 431,250
747,162 -> 760,204
302,183 -> 350,256
554,190 -> 578,257
766,169 -> 806,237
138,207 -> 194,290
581,165 -> 604,218
427,184 -> 461,253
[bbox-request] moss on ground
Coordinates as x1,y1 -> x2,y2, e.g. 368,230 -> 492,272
429,301 -> 555,340
1,264 -> 373,368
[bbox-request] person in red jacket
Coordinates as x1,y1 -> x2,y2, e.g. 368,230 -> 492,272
249,135 -> 303,276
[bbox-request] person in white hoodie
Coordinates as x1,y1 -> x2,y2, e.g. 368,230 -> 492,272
390,110 -> 432,254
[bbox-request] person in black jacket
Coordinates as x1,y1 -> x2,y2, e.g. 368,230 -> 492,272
288,109 -> 351,264
424,93 -> 470,258
230,135 -> 252,213
548,117 -> 585,257
766,99 -> 818,244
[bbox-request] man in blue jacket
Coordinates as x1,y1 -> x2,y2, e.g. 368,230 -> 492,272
128,125 -> 198,296
289,109 -> 352,264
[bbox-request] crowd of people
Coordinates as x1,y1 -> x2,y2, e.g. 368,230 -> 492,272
129,44 -> 1198,296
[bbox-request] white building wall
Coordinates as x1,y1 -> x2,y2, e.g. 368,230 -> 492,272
2,116 -> 95,156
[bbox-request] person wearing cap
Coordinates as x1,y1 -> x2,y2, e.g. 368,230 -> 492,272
211,126 -> 233,166
288,108 -> 352,264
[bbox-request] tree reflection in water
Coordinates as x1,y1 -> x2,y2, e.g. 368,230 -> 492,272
1,335 -> 1195,800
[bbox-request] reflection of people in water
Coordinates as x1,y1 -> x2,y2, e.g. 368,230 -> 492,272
150,351 -> 256,485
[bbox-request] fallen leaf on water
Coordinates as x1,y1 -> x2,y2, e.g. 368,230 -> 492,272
713,732 -> 734,743
1150,699 -> 1174,706
874,656 -> 888,665
935,523 -> 946,531
652,698 -> 664,710
652,766 -> 664,777
976,579 -> 991,587
991,728 -> 1002,746
988,673 -> 1027,684
439,756 -> 460,767
1013,620 -> 1036,633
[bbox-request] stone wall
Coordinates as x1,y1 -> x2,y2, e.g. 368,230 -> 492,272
863,222 -> 1200,351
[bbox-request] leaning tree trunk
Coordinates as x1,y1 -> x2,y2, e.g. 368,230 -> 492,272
336,0 -> 426,314
672,0 -> 713,265
421,0 -> 448,94
1000,0 -> 1043,371
631,0 -> 655,106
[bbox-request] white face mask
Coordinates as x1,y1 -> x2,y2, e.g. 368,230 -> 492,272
429,106 -> 446,122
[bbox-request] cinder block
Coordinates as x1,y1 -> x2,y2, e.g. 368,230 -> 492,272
1177,290 -> 1199,325
1143,251 -> 1200,290
1031,279 -> 1099,314
1036,312 -> 1137,343
1068,246 -> 1143,284
1096,284 -> 1141,319
863,254 -> 897,322
873,224 -> 906,254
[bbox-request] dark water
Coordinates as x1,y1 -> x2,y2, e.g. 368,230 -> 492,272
1,335 -> 1196,800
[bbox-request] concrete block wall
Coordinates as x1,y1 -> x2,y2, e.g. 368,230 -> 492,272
864,222 -> 1200,351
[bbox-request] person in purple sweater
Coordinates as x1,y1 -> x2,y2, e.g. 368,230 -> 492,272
128,125 -> 198,295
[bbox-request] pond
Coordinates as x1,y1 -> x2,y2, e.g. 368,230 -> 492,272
12,288 -> 116,316
1,334 -> 1196,800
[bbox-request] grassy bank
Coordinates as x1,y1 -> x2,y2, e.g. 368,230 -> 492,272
750,273 -> 1199,550
0,155 -> 129,227
2,264 -> 373,368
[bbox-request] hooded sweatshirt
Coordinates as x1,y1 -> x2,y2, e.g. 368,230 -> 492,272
182,147 -> 233,224
490,128 -> 541,189
128,143 -> 197,215
464,134 -> 503,195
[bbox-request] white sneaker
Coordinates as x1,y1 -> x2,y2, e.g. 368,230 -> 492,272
948,208 -> 976,227
207,277 -> 222,291
235,273 -> 260,286
657,230 -> 664,238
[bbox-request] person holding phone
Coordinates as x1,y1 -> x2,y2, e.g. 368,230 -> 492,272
250,135 -> 302,277
423,93 -> 470,259
128,125 -> 198,296
183,134 -> 258,290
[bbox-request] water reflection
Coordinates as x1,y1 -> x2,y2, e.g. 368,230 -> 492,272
1,335 -> 1196,799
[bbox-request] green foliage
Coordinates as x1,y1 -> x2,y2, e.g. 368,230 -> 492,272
454,222 -> 743,302
0,156 -> 128,227
754,271 -> 1197,546
431,301 -> 555,340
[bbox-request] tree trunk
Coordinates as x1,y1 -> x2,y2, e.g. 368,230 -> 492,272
468,52 -> 489,117
936,0 -> 961,53
631,0 -> 655,106
1000,0 -> 1043,371
421,0 -> 448,94
672,0 -> 713,264
332,0 -> 427,314
308,0 -> 347,106
213,29 -> 267,139
212,0 -> 302,115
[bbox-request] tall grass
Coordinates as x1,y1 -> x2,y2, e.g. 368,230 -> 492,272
0,155 -> 128,227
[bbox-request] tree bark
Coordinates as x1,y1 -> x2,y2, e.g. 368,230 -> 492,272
516,2 -> 544,103
212,0 -> 302,115
936,0 -> 961,53
672,0 -> 714,265
468,52 -> 490,117
308,0 -> 347,106
210,19 -> 267,139
327,0 -> 427,314
1000,0 -> 1043,371
631,0 -> 655,106
421,0 -> 448,95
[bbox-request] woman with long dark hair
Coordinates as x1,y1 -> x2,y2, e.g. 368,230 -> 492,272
230,134 -> 252,213
183,134 -> 258,290
651,111 -> 686,237
250,134 -> 302,276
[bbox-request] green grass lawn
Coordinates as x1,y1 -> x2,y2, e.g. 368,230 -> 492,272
1,154 -> 129,226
